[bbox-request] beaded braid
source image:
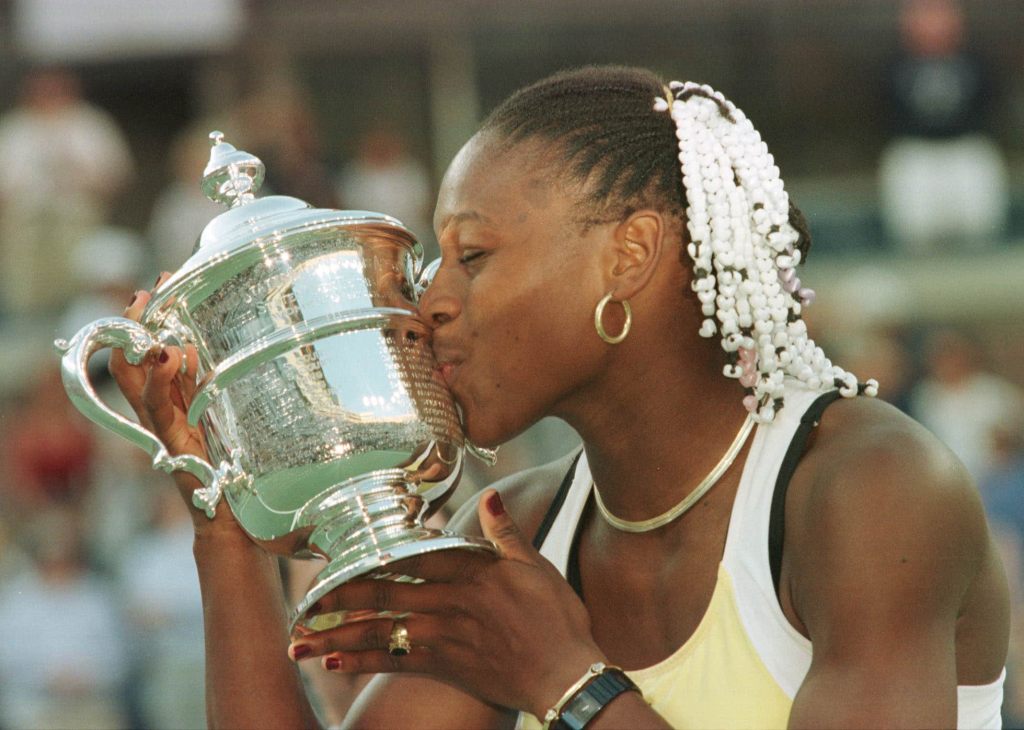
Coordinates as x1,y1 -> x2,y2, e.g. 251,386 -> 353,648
654,82 -> 877,421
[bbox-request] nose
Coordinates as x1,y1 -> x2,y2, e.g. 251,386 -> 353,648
417,259 -> 462,328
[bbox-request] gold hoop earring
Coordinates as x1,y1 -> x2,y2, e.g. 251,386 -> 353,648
594,292 -> 632,344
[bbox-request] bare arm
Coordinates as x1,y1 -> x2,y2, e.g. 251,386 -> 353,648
194,522 -> 319,729
786,420 -> 1006,728
110,285 -> 320,729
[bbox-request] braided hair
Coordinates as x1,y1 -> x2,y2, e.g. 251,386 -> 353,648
481,66 -> 689,232
482,66 -> 874,420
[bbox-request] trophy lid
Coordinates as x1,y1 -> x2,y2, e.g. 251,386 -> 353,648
151,132 -> 420,306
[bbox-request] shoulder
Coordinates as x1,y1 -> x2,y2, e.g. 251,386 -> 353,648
446,449 -> 582,541
784,395 -> 992,634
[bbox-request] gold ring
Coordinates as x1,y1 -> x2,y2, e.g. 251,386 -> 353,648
388,621 -> 411,657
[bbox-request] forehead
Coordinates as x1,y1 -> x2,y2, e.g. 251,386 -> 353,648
434,133 -> 565,232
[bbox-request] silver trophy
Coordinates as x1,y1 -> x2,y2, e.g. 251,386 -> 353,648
56,132 -> 494,628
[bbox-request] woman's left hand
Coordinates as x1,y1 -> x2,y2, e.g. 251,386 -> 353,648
288,489 -> 607,718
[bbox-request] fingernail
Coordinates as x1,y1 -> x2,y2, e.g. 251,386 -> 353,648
486,492 -> 505,517
127,292 -> 138,307
307,600 -> 322,615
325,656 -> 341,671
291,644 -> 312,660
158,350 -> 169,364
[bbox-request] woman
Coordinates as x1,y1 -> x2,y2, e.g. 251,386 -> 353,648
111,66 -> 1008,729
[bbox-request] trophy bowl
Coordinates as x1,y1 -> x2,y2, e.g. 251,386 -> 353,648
56,132 -> 494,629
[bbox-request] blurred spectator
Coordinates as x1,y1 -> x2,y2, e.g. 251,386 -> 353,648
118,490 -> 205,730
878,0 -> 1009,253
0,66 -> 133,317
978,416 -> 1024,727
59,225 -> 147,340
0,507 -> 128,729
82,415 -> 166,573
232,75 -> 338,209
1,367 -> 96,516
910,329 -> 1024,479
980,415 -> 1024,548
829,330 -> 916,414
0,509 -> 28,584
147,124 -> 224,273
336,128 -> 434,258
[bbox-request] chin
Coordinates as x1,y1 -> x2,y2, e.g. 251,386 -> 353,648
461,420 -> 504,451
460,407 -> 533,452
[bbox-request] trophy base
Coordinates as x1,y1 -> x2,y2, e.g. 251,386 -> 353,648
288,469 -> 495,631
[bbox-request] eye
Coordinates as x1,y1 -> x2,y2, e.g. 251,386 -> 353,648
458,250 -> 486,265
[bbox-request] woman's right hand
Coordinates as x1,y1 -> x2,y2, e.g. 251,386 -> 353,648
108,275 -> 242,537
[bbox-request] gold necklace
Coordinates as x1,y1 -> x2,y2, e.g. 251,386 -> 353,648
592,415 -> 756,533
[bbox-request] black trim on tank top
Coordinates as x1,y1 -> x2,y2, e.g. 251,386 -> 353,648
768,389 -> 845,597
566,505 -> 586,599
531,450 -> 584,551
534,391 -> 847,603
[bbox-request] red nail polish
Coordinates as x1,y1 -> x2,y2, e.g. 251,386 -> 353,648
486,492 -> 505,517
308,600 -> 322,615
325,656 -> 341,671
127,292 -> 138,307
154,274 -> 163,287
292,644 -> 312,660
158,351 -> 169,364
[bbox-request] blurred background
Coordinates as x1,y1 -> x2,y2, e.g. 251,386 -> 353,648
0,0 -> 1022,727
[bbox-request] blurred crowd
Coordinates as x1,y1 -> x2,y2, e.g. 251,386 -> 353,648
0,0 -> 1022,727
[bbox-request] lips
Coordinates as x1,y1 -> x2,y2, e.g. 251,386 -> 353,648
431,343 -> 466,390
436,361 -> 459,388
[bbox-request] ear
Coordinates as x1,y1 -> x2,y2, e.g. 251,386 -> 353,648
604,210 -> 667,300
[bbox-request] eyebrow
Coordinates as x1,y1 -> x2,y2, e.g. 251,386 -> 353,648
448,211 -> 492,226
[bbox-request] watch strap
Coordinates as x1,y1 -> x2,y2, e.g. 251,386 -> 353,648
552,666 -> 640,730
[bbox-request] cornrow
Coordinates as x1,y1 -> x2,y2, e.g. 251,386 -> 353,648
481,67 -> 685,227
483,66 -> 876,419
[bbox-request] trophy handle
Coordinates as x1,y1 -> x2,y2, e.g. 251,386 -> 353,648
54,316 -> 240,518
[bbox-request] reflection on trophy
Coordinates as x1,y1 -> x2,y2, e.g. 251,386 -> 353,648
56,132 -> 494,629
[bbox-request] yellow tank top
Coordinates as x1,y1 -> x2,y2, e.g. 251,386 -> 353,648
518,565 -> 791,730
518,384 -> 1004,730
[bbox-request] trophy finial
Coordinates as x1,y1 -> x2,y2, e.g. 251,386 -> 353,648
201,131 -> 265,208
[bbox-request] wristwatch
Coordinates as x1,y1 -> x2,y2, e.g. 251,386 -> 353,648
552,666 -> 640,730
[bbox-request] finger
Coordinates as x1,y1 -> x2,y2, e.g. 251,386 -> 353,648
141,345 -> 185,438
176,343 -> 201,402
126,287 -> 151,321
308,575 -> 460,617
290,613 -> 449,659
109,290 -> 155,422
478,489 -> 536,564
321,646 -> 435,675
153,270 -> 172,290
108,290 -> 149,378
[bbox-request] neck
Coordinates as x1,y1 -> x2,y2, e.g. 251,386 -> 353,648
558,335 -> 751,527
